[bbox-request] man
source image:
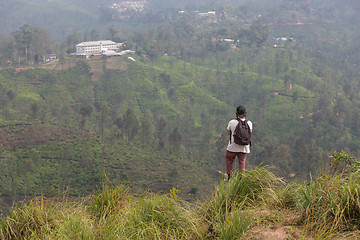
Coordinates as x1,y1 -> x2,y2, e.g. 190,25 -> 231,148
224,105 -> 253,181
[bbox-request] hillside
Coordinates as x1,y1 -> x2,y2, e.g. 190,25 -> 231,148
1,1 -> 360,231
1,30 -> 360,211
0,57 -> 226,214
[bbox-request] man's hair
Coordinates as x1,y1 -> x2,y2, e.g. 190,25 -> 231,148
236,106 -> 246,117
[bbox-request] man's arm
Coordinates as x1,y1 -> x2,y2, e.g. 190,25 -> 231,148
227,130 -> 231,136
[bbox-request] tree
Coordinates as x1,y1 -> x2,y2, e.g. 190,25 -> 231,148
30,103 -> 40,120
100,105 -> 109,142
32,26 -> 51,63
173,21 -> 195,39
156,117 -> 167,149
334,97 -> 349,117
284,74 -> 291,90
160,71 -> 171,89
140,110 -> 155,145
144,42 -> 160,60
351,109 -> 360,137
79,105 -> 93,130
13,24 -> 33,65
0,35 -> 15,66
292,91 -> 299,104
114,116 -> 123,129
123,108 -> 139,141
167,88 -> 177,102
169,127 -> 182,153
238,20 -> 269,47
11,25 -> 51,65
293,137 -> 308,172
66,32 -> 80,54
0,152 -> 19,198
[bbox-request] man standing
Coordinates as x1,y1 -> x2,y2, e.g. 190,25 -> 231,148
225,105 -> 252,181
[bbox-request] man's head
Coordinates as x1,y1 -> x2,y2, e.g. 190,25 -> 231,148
236,105 -> 246,118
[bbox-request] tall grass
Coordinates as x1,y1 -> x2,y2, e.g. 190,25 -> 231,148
2,166 -> 360,239
202,166 -> 283,238
275,169 -> 360,238
87,183 -> 130,221
297,172 -> 360,231
0,196 -> 58,239
206,167 -> 283,217
0,195 -> 95,240
216,208 -> 253,240
100,192 -> 203,239
47,205 -> 95,240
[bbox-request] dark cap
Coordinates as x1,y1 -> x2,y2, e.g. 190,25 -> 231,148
236,105 -> 246,117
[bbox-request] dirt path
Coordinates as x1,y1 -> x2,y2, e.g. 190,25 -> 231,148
243,209 -> 305,240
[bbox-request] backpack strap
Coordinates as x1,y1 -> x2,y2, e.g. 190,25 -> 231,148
229,130 -> 232,144
243,119 -> 252,147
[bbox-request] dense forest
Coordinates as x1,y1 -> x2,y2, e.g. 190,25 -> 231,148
0,0 -> 360,218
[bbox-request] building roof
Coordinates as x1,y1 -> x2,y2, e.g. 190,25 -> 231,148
76,40 -> 117,47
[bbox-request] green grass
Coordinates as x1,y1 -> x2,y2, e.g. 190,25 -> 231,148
88,183 -> 131,221
101,192 -> 202,239
204,167 -> 283,219
297,172 -> 360,233
0,194 -> 95,240
2,166 -> 360,240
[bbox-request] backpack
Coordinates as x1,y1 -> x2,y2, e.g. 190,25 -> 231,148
232,119 -> 251,145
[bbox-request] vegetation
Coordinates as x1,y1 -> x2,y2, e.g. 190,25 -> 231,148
0,0 -> 360,238
2,157 -> 360,239
0,48 -> 359,205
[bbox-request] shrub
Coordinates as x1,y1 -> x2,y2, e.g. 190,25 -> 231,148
102,192 -> 203,239
0,196 -> 58,239
296,172 -> 360,232
205,167 -> 283,219
201,167 -> 283,238
216,208 -> 253,240
0,195 -> 95,240
87,183 -> 130,221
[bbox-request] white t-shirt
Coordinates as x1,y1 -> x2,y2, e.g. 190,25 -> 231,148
227,118 -> 253,153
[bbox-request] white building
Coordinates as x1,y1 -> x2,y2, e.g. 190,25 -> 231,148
111,1 -> 148,12
197,11 -> 216,17
75,40 -> 122,56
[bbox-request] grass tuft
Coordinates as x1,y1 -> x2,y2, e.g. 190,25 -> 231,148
205,166 -> 283,219
216,208 -> 253,240
104,192 -> 203,239
296,172 -> 360,232
201,166 -> 284,238
0,196 -> 57,240
87,183 -> 130,221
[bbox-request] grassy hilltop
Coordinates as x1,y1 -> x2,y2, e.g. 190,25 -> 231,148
2,160 -> 360,239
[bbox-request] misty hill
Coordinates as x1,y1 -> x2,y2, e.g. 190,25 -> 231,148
1,0 -> 360,47
0,0 -> 101,38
